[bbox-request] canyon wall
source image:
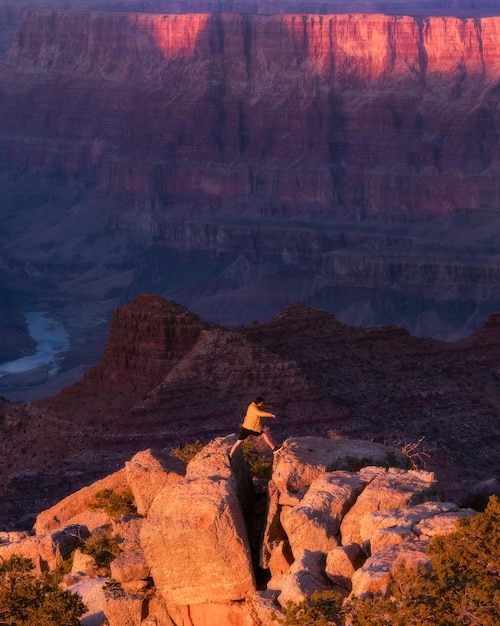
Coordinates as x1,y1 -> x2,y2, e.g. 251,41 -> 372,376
1,6 -> 500,397
2,10 -> 500,218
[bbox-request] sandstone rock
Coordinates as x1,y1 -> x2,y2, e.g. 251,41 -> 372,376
140,476 -> 255,605
350,542 -> 431,598
0,530 -> 30,543
415,509 -> 478,539
72,548 -> 98,576
340,469 -> 442,545
359,501 -> 459,546
102,582 -> 146,626
261,479 -> 288,569
83,294 -> 205,393
277,549 -> 331,607
325,543 -> 367,590
370,527 -> 416,554
110,549 -> 149,584
253,590 -> 283,626
281,471 -> 365,557
460,478 -> 500,511
186,434 -> 255,522
34,468 -> 128,534
141,591 -> 176,626
0,524 -> 89,573
267,540 -> 294,590
165,601 -> 262,626
184,435 -> 235,482
112,516 -> 144,552
68,576 -> 108,626
272,438 -> 408,492
125,448 -> 184,516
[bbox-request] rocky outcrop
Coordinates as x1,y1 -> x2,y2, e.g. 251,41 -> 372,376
124,448 -> 185,516
2,295 -> 499,533
34,468 -> 128,535
140,436 -> 256,611
0,437 -> 482,624
79,294 -> 206,394
0,524 -> 89,574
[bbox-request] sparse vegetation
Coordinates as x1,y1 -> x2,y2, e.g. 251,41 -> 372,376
275,590 -> 344,625
81,526 -> 121,574
0,555 -> 86,626
169,439 -> 205,463
242,440 -> 273,479
394,436 -> 430,469
89,487 -> 137,519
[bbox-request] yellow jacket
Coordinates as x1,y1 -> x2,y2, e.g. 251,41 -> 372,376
242,402 -> 274,433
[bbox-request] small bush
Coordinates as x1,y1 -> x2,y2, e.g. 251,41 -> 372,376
242,440 -> 273,479
82,527 -> 121,574
276,590 -> 344,625
394,436 -> 430,469
89,487 -> 137,519
0,555 -> 86,626
169,440 -> 205,463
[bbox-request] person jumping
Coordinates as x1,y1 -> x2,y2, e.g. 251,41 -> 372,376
229,395 -> 280,459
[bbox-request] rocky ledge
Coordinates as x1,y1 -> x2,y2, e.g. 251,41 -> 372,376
1,436 -> 488,626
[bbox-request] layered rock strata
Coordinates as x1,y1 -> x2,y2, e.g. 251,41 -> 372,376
1,6 -> 500,368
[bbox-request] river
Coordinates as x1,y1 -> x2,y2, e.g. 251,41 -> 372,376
0,311 -> 69,379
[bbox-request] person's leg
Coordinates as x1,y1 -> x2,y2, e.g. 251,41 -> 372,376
261,431 -> 276,451
229,438 -> 243,458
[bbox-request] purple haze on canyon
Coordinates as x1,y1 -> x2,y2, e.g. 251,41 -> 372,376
1,0 -> 500,399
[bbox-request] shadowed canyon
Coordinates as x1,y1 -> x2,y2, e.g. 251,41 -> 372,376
1,1 -> 500,400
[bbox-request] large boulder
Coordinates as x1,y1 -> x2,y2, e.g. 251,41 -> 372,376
141,477 -> 255,606
101,582 -> 146,626
124,448 -> 184,516
359,501 -> 460,548
325,543 -> 367,590
277,549 -> 331,607
340,469 -> 442,545
34,469 -> 128,534
272,438 -> 409,493
280,471 -> 365,557
350,542 -> 432,598
140,436 -> 255,607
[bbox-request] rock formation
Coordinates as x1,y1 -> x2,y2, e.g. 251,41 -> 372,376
1,294 -> 499,531
0,436 -> 482,625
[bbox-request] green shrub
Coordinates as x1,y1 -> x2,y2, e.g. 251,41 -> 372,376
276,590 -> 344,625
169,440 -> 205,463
0,555 -> 86,626
81,527 -> 121,574
89,487 -> 137,519
346,496 -> 500,626
242,440 -> 273,479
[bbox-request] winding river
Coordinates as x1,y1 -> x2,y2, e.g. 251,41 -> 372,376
0,312 -> 69,378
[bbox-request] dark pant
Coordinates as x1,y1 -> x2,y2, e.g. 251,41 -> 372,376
238,426 -> 261,440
